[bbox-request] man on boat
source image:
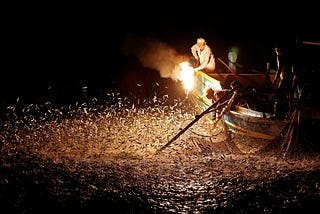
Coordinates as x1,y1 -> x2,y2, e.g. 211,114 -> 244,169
272,40 -> 296,120
190,37 -> 216,72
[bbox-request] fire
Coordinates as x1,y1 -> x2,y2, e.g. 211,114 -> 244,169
177,61 -> 195,92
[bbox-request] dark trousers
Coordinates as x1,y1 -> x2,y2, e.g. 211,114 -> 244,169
274,79 -> 292,118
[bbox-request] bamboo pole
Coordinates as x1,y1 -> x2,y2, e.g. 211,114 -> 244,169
156,85 -> 240,154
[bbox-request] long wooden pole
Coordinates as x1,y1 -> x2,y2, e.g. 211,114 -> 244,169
156,85 -> 239,154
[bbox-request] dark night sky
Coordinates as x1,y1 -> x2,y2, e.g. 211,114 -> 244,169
5,5 -> 318,68
2,3 -> 319,102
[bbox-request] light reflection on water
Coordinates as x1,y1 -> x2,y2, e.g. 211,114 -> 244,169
1,85 -> 320,213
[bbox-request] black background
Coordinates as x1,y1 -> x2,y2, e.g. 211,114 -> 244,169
2,3 -> 319,105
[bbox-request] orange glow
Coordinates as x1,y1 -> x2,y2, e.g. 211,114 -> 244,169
178,61 -> 195,92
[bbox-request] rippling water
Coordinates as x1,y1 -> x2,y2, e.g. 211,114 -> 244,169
1,87 -> 320,213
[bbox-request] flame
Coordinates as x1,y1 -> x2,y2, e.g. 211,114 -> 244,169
177,61 -> 195,92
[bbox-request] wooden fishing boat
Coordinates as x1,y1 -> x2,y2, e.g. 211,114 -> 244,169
188,70 -> 290,153
157,38 -> 319,155
189,38 -> 320,146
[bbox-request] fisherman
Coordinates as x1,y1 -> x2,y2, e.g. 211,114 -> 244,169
190,37 -> 216,72
272,40 -> 296,119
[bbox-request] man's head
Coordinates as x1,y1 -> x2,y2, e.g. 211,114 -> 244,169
197,38 -> 205,44
197,38 -> 206,50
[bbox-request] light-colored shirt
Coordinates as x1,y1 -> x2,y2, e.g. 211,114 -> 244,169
191,44 -> 215,71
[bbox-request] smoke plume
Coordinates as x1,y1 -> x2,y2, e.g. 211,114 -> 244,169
121,35 -> 188,81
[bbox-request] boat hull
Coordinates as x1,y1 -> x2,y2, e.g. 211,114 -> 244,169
190,71 -> 287,144
223,106 -> 287,140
